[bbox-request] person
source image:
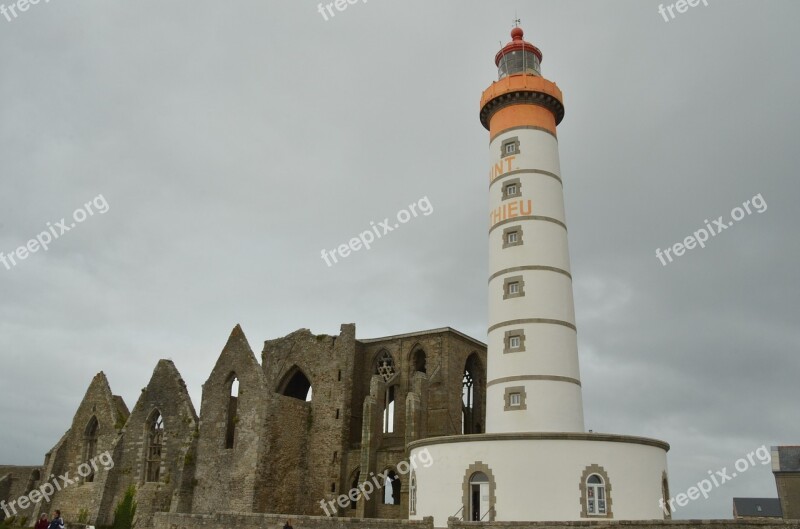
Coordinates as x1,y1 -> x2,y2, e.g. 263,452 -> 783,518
34,514 -> 48,529
47,511 -> 64,529
283,519 -> 293,529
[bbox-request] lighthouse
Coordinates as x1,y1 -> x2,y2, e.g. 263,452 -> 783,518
408,25 -> 671,524
483,26 -> 584,434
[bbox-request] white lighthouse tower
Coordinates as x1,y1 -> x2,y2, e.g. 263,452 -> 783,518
409,25 -> 672,524
484,26 -> 584,435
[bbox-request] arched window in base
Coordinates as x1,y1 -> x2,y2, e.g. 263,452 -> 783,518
461,462 -> 496,521
409,471 -> 417,515
579,464 -> 613,518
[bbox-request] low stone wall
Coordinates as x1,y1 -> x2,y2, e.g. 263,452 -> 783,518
447,520 -> 800,529
153,513 -> 434,529
153,513 -> 800,529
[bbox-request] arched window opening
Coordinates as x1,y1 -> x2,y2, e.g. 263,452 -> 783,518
225,375 -> 239,449
84,416 -> 99,482
469,472 -> 489,521
376,350 -> 396,382
413,349 -> 426,374
462,369 -> 474,434
280,368 -> 313,401
586,474 -> 607,515
349,470 -> 360,510
383,470 -> 401,505
383,385 -> 396,434
462,354 -> 483,435
146,411 -> 164,482
409,472 -> 417,515
580,464 -> 613,518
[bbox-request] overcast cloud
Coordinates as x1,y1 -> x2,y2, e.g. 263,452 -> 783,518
1,0 -> 798,520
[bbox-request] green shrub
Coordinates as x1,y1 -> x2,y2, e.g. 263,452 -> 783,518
17,516 -> 27,527
77,509 -> 89,524
112,485 -> 137,529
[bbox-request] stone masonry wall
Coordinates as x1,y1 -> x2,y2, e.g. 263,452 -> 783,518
153,512 -> 434,529
259,324 -> 357,516
98,360 -> 199,528
154,513 -> 800,529
191,325 -> 269,514
30,372 -> 128,526
349,330 -> 487,520
776,474 -> 800,520
0,466 -> 42,524
2,324 -> 488,527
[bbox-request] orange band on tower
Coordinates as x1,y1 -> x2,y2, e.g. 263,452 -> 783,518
489,105 -> 557,141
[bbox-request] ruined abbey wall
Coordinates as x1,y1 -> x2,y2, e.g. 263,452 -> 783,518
1,324 -> 487,528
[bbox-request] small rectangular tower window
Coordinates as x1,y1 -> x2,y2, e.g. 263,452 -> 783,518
501,137 -> 520,158
503,226 -> 523,249
503,330 -> 526,354
503,276 -> 525,299
502,178 -> 522,201
504,386 -> 527,411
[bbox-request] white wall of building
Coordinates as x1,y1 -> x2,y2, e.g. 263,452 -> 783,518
409,437 -> 669,526
486,382 -> 584,433
487,126 -> 583,433
489,129 -> 562,178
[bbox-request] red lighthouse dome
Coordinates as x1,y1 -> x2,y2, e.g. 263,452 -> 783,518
495,26 -> 543,79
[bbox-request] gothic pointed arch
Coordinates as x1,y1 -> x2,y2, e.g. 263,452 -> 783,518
375,349 -> 397,383
144,408 -> 165,482
225,372 -> 239,449
83,416 -> 99,482
462,352 -> 485,434
409,344 -> 427,375
277,365 -> 313,401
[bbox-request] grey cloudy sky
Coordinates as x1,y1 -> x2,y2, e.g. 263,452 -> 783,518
1,0 -> 798,520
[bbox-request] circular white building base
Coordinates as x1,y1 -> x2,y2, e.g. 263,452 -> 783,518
408,433 -> 670,525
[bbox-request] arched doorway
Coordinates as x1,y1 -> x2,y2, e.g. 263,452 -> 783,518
469,472 -> 489,521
